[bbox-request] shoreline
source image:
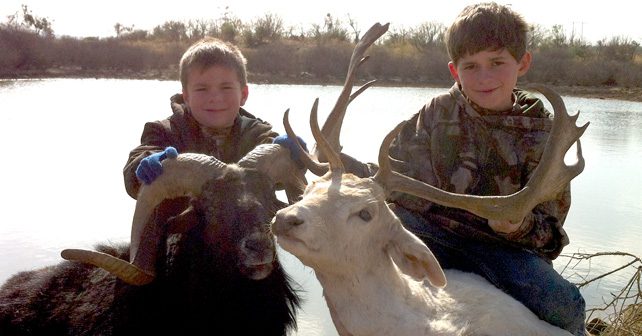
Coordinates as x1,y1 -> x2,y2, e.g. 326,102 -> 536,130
549,85 -> 642,103
3,69 -> 641,103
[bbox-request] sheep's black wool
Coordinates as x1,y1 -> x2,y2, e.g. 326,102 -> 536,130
0,168 -> 300,336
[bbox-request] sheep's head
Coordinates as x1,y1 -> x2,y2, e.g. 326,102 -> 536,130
194,167 -> 284,280
61,143 -> 304,285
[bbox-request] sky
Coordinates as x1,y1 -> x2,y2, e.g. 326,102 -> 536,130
2,0 -> 640,44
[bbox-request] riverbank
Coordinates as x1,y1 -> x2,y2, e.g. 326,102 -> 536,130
551,85 -> 642,102
4,68 -> 642,102
250,72 -> 642,102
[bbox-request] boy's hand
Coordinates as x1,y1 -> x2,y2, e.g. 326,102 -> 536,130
273,135 -> 308,168
135,147 -> 179,185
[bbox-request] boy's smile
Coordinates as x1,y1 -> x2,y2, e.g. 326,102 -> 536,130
183,65 -> 249,129
448,48 -> 531,112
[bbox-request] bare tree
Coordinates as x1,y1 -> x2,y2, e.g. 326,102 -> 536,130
114,23 -> 134,38
548,24 -> 568,47
346,14 -> 360,43
185,19 -> 212,40
6,5 -> 54,37
152,21 -> 188,41
528,24 -> 547,50
243,13 -> 284,46
597,36 -> 640,62
218,6 -> 244,42
409,22 -> 446,52
309,13 -> 348,42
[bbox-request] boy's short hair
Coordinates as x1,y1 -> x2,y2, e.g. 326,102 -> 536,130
179,37 -> 248,89
445,2 -> 529,65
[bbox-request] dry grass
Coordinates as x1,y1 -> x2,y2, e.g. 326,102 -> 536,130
558,252 -> 641,336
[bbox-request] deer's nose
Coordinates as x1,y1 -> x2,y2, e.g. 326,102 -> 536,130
272,212 -> 304,234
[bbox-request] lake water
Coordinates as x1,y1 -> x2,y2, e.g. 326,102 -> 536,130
1,78 -> 641,335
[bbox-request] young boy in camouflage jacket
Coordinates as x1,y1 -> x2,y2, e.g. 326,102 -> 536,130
344,3 -> 586,335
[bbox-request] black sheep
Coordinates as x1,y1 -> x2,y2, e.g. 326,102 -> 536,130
0,147 -> 305,336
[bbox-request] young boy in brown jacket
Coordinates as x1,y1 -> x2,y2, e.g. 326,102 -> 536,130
123,37 -> 304,284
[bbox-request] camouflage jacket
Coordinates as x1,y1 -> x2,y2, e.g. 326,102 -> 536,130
348,84 -> 571,260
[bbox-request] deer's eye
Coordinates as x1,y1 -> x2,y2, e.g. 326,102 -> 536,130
358,209 -> 372,222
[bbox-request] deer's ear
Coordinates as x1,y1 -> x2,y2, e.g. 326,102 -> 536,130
387,227 -> 446,288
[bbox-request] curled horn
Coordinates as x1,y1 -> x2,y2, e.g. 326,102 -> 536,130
237,139 -> 307,204
283,96 -> 354,179
61,154 -> 228,285
283,106 -> 330,177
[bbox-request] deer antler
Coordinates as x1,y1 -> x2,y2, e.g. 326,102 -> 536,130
287,22 -> 587,226
315,22 -> 389,159
282,22 -> 389,171
374,86 -> 589,224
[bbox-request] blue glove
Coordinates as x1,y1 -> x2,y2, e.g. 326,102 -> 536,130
273,135 -> 308,168
135,147 -> 178,185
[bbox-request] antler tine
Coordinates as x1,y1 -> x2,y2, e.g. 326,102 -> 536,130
523,84 -> 590,205
349,79 -> 378,104
377,86 -> 589,225
311,98 -> 345,173
318,22 -> 390,158
283,108 -> 329,176
373,121 -> 406,188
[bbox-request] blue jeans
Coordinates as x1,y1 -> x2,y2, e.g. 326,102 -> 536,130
393,205 -> 586,336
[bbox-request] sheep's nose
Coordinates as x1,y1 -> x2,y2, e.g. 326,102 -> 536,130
242,236 -> 273,254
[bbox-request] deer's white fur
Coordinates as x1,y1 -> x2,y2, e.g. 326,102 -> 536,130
272,173 -> 573,336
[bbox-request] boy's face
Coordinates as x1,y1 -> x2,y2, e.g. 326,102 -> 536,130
183,65 -> 249,129
448,48 -> 531,112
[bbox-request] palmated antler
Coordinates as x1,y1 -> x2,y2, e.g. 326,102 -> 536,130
372,85 -> 589,224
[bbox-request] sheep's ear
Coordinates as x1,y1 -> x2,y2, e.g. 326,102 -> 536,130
388,227 -> 447,288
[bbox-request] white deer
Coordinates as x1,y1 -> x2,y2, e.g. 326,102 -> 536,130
271,23 -> 588,336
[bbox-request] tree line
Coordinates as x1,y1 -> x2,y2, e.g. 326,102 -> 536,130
2,5 -> 641,88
